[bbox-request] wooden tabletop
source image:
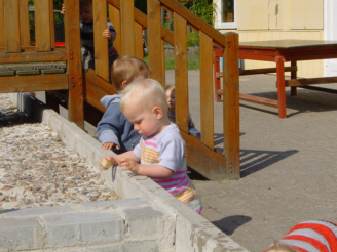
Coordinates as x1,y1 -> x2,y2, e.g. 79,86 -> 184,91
239,40 -> 337,49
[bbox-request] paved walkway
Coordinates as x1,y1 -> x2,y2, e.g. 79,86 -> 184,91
167,71 -> 337,252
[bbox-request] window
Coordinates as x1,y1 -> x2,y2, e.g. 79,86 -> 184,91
215,0 -> 237,29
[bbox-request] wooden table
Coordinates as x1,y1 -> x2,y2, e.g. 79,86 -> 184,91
239,40 -> 337,118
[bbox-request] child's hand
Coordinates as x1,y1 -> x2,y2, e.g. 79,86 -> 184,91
119,158 -> 140,174
102,142 -> 120,151
61,3 -> 65,15
103,28 -> 112,39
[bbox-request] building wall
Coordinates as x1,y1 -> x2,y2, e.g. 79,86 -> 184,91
216,0 -> 325,77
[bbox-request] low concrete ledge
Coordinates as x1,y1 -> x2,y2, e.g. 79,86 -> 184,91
41,109 -> 249,252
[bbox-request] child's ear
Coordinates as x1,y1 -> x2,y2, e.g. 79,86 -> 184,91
120,80 -> 128,89
152,106 -> 163,119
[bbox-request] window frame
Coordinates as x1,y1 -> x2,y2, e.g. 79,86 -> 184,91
214,0 -> 237,30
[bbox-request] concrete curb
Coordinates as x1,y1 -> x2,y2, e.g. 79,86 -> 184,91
41,109 -> 249,252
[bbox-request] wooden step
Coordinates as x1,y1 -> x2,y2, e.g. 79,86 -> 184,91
0,62 -> 67,76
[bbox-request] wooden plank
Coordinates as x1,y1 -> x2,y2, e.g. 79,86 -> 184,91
239,93 -> 278,107
108,0 -> 175,45
199,31 -> 214,148
108,5 -> 121,53
286,77 -> 337,87
174,12 -> 188,132
64,0 -> 84,127
181,132 -> 227,180
4,0 -> 21,52
85,70 -> 117,113
147,0 -> 164,83
0,0 -> 4,49
239,66 -> 294,76
93,0 -> 109,80
120,0 -> 135,55
223,33 -> 240,179
35,0 -> 52,51
300,85 -> 337,94
0,74 -> 67,92
135,22 -> 144,58
19,0 -> 30,48
48,0 -> 55,50
0,49 -> 66,64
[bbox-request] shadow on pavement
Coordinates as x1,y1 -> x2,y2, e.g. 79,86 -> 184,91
240,149 -> 298,177
240,88 -> 337,117
213,215 -> 252,235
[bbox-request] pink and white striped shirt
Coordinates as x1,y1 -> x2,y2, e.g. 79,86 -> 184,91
133,123 -> 191,196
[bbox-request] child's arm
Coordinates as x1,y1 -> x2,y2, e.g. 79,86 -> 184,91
103,22 -> 116,41
120,160 -> 174,178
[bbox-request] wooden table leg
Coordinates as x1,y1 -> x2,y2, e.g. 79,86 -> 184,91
290,60 -> 297,96
275,55 -> 286,118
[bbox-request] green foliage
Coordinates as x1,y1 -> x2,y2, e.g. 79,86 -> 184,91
183,0 -> 215,25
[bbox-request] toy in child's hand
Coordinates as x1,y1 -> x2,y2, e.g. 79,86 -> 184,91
101,158 -> 114,170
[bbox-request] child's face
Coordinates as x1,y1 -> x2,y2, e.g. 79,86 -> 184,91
123,103 -> 163,137
80,6 -> 92,23
165,88 -> 175,110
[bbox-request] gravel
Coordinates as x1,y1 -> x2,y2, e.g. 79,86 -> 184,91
0,94 -> 117,210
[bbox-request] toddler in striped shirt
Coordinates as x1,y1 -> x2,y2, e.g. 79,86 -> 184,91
264,220 -> 337,252
105,78 -> 201,213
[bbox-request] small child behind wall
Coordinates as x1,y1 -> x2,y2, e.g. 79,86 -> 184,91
105,79 -> 202,213
96,56 -> 149,153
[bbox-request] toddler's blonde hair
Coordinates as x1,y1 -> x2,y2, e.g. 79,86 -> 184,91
264,242 -> 297,252
120,78 -> 167,114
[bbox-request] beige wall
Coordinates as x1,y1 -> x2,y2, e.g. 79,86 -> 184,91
216,0 -> 325,77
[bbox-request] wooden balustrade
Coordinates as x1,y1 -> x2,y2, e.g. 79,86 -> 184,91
103,0 -> 239,179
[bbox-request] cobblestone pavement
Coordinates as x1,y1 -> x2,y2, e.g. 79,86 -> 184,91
0,94 -> 117,210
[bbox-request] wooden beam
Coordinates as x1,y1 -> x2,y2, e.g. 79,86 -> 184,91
239,66 -> 294,76
182,132 -> 227,180
19,0 -> 30,48
4,0 -> 21,52
0,49 -> 66,64
135,22 -> 144,58
286,77 -> 337,87
199,31 -> 214,149
239,93 -> 278,107
93,0 -> 109,80
147,0 -> 164,83
0,74 -> 67,92
108,4 -> 121,53
223,33 -> 240,179
0,0 -> 4,49
174,12 -> 188,132
120,0 -> 135,55
64,0 -> 84,127
35,0 -> 53,51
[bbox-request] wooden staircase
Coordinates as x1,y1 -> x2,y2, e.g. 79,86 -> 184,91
0,0 -> 240,180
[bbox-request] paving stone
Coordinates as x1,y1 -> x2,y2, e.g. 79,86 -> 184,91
0,216 -> 44,250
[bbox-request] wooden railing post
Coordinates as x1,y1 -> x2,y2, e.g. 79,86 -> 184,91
64,0 -> 84,128
19,0 -> 30,48
35,0 -> 53,51
199,32 -> 215,149
120,0 -> 135,55
223,32 -> 239,179
93,0 -> 109,80
4,0 -> 21,52
0,0 -> 4,49
109,4 -> 121,53
174,13 -> 188,132
147,0 -> 164,84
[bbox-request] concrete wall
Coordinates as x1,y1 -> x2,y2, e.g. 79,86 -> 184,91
40,108 -> 250,252
215,0 -> 325,77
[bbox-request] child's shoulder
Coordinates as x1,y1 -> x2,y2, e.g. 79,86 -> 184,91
159,123 -> 183,142
100,94 -> 121,108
